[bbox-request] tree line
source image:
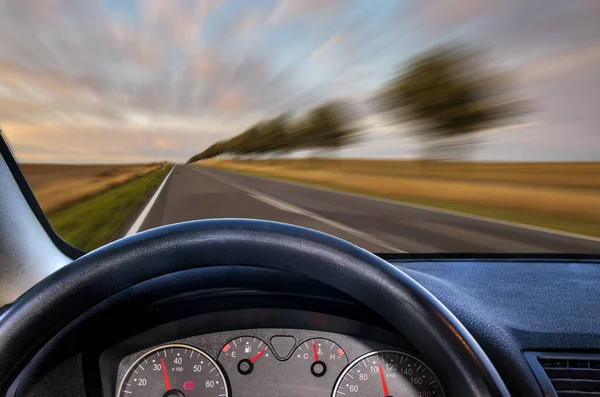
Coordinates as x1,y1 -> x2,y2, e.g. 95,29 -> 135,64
187,44 -> 530,163
187,101 -> 361,163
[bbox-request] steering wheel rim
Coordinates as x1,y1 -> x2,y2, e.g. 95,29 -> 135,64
0,219 -> 509,396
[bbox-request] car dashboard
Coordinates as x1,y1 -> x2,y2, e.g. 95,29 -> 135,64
9,257 -> 600,397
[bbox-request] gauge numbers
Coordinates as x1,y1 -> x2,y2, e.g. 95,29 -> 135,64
332,350 -> 444,397
117,344 -> 227,397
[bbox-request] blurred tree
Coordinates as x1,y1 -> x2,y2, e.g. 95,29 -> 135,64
232,126 -> 260,156
251,120 -> 280,156
187,102 -> 361,161
289,113 -> 315,151
263,113 -> 293,155
186,140 -> 228,162
300,101 -> 361,157
373,44 -> 531,160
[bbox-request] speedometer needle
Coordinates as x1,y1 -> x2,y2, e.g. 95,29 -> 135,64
378,364 -> 391,397
160,358 -> 172,391
250,347 -> 268,363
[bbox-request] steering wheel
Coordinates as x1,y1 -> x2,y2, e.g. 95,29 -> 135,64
0,219 -> 509,396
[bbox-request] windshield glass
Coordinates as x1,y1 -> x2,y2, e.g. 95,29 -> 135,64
2,1 -> 599,254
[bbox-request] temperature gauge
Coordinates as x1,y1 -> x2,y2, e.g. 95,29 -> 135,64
289,338 -> 348,395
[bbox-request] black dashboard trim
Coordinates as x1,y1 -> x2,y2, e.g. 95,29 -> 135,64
380,253 -> 600,262
524,352 -> 558,397
524,351 -> 600,397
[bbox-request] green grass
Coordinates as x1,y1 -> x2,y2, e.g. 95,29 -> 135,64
48,165 -> 172,252
215,167 -> 600,239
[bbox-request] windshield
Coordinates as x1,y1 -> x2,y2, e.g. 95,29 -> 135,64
1,1 -> 599,254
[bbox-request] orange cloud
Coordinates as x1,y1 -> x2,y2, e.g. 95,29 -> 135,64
110,21 -> 163,68
0,60 -> 90,96
216,91 -> 246,112
194,56 -> 222,81
2,121 -> 227,163
152,137 -> 180,150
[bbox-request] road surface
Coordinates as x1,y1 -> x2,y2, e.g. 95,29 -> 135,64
136,165 -> 600,253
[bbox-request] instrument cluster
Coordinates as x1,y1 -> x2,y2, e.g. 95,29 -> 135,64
115,328 -> 444,397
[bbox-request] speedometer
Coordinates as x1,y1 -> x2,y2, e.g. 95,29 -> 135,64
332,350 -> 444,397
117,344 -> 228,397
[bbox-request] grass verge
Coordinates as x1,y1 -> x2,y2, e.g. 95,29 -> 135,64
21,163 -> 161,213
202,162 -> 600,239
48,165 -> 172,252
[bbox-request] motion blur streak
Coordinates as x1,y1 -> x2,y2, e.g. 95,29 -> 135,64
1,1 -> 600,252
1,0 -> 599,163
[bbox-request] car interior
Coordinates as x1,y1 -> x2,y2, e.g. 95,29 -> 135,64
2,126 -> 600,397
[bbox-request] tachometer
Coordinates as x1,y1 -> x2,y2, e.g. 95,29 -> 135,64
332,350 -> 444,397
117,344 -> 228,397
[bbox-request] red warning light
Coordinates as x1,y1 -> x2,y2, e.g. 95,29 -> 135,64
183,381 -> 195,390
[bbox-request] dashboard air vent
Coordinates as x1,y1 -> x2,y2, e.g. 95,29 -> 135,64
525,352 -> 600,397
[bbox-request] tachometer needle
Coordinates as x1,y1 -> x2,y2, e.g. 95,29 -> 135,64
312,342 -> 320,361
378,363 -> 391,397
160,358 -> 172,391
250,347 -> 268,363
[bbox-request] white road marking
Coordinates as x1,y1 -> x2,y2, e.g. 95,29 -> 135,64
202,166 -> 600,243
125,165 -> 175,236
199,169 -> 404,252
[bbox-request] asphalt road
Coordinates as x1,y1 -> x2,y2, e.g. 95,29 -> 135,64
138,165 -> 600,253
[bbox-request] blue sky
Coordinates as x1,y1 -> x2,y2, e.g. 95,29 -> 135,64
1,0 -> 599,162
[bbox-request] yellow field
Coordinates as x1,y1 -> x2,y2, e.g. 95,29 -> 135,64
201,159 -> 600,236
20,163 -> 161,213
208,159 -> 600,190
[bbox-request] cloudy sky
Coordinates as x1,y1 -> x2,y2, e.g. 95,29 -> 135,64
1,0 -> 599,163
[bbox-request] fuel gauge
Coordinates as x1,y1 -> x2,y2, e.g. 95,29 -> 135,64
218,336 -> 272,376
218,336 -> 277,397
